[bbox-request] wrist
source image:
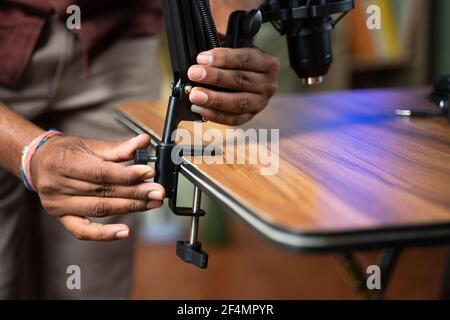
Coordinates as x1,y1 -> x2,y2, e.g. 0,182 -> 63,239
20,130 -> 63,192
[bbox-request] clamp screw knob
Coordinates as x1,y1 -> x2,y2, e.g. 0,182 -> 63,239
135,149 -> 157,165
176,241 -> 209,269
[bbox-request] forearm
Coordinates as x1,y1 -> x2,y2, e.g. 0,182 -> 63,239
0,103 -> 45,178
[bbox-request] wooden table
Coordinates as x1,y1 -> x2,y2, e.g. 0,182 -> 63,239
115,87 -> 450,253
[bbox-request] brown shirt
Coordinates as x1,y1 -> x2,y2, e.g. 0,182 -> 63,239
0,0 -> 163,88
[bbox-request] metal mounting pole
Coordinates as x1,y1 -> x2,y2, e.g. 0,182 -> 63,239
189,186 -> 202,245
175,184 -> 209,269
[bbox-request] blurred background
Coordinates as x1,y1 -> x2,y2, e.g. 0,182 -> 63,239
131,0 -> 450,299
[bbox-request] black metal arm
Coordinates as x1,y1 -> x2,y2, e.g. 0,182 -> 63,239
136,0 -> 354,269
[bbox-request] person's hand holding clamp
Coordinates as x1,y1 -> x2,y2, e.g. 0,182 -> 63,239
25,133 -> 165,242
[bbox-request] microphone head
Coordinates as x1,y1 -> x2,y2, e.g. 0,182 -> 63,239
286,20 -> 333,85
267,0 -> 353,85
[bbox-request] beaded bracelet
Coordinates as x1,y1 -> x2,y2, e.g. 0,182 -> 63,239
20,130 -> 63,192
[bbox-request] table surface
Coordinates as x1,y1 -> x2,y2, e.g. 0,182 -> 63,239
116,87 -> 450,252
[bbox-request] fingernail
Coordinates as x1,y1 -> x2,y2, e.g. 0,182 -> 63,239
147,201 -> 163,210
133,134 -> 148,142
115,230 -> 129,239
190,90 -> 209,104
188,66 -> 207,81
149,190 -> 164,200
143,171 -> 155,180
197,53 -> 214,65
134,165 -> 155,180
191,104 -> 207,115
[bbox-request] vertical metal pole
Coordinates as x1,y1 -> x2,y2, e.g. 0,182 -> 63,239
189,186 -> 202,245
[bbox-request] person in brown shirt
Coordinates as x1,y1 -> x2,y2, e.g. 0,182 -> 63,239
0,0 -> 279,299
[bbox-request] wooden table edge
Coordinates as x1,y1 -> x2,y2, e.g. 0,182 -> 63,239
114,109 -> 450,253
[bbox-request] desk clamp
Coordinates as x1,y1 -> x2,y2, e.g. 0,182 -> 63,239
134,0 -> 262,269
135,144 -> 209,269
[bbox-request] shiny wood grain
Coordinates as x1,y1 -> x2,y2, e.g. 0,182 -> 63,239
118,88 -> 450,233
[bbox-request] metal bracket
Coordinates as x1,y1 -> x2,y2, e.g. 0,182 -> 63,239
135,142 -> 216,269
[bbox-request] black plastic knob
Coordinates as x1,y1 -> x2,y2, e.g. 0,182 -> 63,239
135,149 -> 157,165
243,10 -> 262,38
176,241 -> 208,269
135,149 -> 150,164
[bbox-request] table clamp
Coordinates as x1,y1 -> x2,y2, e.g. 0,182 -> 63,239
135,142 -> 210,269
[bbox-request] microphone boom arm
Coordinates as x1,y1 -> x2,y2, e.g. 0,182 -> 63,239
135,0 -> 354,269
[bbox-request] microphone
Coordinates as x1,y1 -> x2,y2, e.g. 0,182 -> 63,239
261,0 -> 354,85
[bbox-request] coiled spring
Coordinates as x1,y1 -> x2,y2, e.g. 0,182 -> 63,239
196,0 -> 221,49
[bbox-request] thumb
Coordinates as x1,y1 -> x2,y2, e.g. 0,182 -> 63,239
87,134 -> 151,162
